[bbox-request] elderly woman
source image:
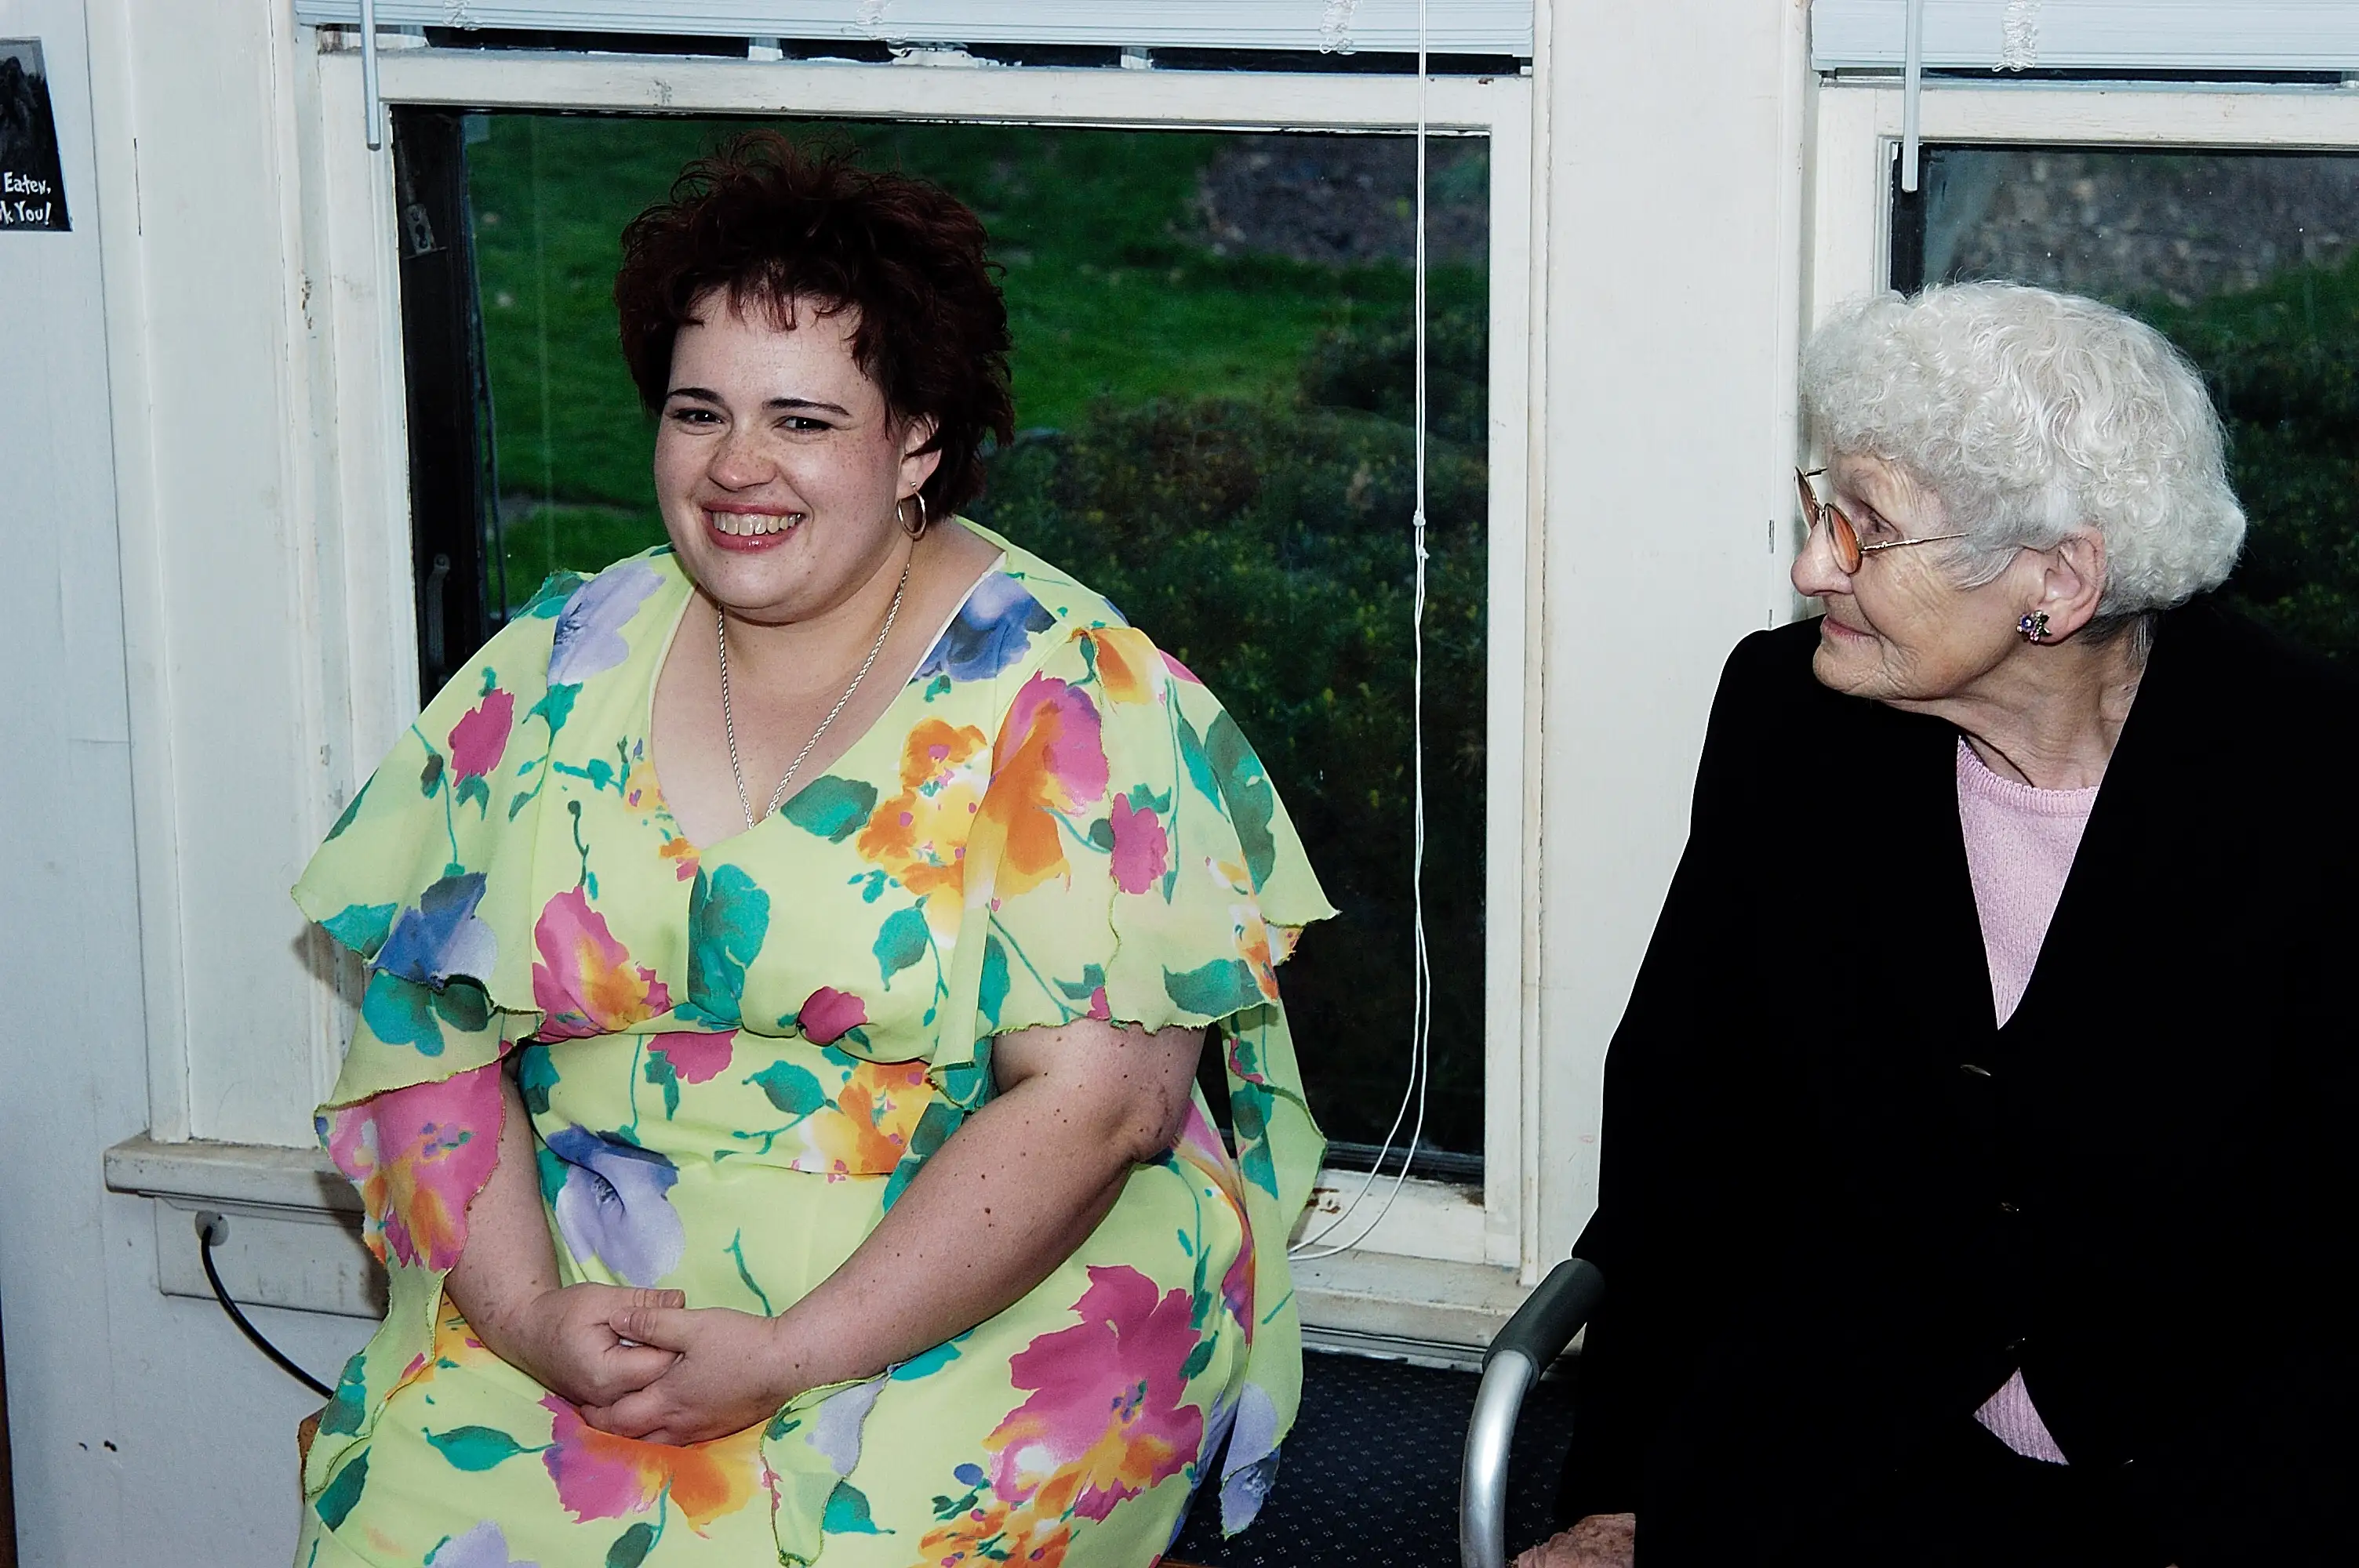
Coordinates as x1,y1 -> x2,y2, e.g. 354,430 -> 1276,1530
1521,282 -> 2357,1568
290,135 -> 1331,1567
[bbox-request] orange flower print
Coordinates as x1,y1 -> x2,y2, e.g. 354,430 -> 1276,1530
978,677 -> 1108,901
1232,906 -> 1281,1003
917,1495 -> 1070,1568
1079,627 -> 1159,706
859,718 -> 990,901
539,1396 -> 765,1533
533,887 -> 673,1038
800,1058 -> 933,1178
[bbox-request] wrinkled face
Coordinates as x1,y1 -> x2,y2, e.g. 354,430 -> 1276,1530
1790,453 -> 2022,704
652,292 -> 938,625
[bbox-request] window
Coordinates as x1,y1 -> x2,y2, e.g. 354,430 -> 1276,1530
400,107 -> 1495,1166
357,43 -> 1535,1278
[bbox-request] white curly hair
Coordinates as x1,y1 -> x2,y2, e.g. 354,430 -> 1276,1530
1801,281 -> 2245,617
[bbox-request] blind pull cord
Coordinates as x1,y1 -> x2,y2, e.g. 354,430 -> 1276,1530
1293,0 -> 1434,1261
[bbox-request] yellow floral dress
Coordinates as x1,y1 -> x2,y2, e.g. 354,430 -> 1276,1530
289,526 -> 1332,1568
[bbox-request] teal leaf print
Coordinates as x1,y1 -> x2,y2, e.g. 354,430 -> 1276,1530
783,775 -> 878,842
873,906 -> 930,988
889,1333 -> 967,1381
644,1051 -> 681,1118
453,773 -> 490,814
322,902 -> 398,958
679,864 -> 770,1029
314,1450 -> 369,1531
1206,712 -> 1278,888
424,1425 -> 536,1471
1230,1081 -> 1282,1199
430,978 -> 490,1035
1176,710 -> 1222,808
979,935 -> 1011,1027
1085,815 -> 1116,852
517,1044 -> 559,1115
1055,963 -> 1107,1003
747,1060 -> 827,1117
360,971 -> 442,1056
1181,1338 -> 1218,1380
526,682 -> 580,741
881,1102 -> 965,1210
823,1479 -> 889,1536
522,568 -> 590,618
938,1036 -> 991,1108
318,1352 -> 369,1437
325,776 -> 373,840
419,749 -> 445,797
1163,958 -> 1261,1018
605,1523 -> 657,1568
533,1145 -> 568,1209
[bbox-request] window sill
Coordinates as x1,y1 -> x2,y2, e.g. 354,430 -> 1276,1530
104,1136 -> 1534,1356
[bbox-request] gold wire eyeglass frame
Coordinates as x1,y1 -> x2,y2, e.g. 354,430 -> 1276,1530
1795,467 -> 1969,574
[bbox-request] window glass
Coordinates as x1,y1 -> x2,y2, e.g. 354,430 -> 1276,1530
1906,147 -> 2359,661
443,114 -> 1492,1160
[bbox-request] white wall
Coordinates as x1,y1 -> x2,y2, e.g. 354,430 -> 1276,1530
0,2 -> 370,1560
1531,0 -> 1811,1261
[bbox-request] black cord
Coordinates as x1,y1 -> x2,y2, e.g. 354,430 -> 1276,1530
194,1210 -> 336,1399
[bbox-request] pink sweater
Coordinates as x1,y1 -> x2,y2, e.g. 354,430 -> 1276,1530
1956,738 -> 2099,1465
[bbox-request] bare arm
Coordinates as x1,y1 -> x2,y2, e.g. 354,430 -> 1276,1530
587,1018 -> 1203,1443
444,1062 -> 683,1406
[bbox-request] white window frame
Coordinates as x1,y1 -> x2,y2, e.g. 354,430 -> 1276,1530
108,29 -> 1547,1350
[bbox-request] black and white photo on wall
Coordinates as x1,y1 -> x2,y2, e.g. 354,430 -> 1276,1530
0,38 -> 68,232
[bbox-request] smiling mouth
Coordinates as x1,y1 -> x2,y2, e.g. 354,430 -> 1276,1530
706,509 -> 804,539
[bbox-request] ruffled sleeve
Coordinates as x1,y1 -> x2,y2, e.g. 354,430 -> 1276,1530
928,619 -> 1336,1530
287,564 -> 646,1498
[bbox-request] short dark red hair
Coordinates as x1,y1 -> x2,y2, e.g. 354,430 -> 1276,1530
614,132 -> 1015,518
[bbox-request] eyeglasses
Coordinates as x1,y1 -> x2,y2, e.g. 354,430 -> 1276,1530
1795,468 -> 1968,575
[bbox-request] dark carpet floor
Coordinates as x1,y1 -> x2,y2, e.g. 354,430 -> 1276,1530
1167,1350 -> 1576,1566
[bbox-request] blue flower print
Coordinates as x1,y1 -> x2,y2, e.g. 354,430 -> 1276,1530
546,561 -> 663,686
914,572 -> 1054,683
544,1125 -> 686,1287
374,873 -> 496,988
427,1521 -> 537,1568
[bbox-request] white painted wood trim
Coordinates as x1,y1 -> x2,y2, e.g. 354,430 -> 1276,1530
363,43 -> 1526,127
293,0 -> 1536,56
1812,0 -> 2359,74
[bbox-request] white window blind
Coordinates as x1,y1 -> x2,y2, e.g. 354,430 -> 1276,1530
1812,0 -> 2359,74
292,1 -> 1535,58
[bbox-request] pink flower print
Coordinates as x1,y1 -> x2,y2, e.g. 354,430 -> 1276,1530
1161,651 -> 1204,685
985,1265 -> 1205,1523
447,688 -> 515,780
798,987 -> 869,1046
1107,795 -> 1169,895
532,887 -> 673,1039
321,1062 -> 505,1269
650,1028 -> 734,1085
538,1396 -> 763,1530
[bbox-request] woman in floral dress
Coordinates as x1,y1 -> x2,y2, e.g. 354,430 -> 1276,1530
291,135 -> 1331,1568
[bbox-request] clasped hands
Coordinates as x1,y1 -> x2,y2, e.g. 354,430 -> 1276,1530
488,1282 -> 807,1446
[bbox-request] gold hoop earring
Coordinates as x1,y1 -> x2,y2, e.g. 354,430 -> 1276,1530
900,491 -> 930,539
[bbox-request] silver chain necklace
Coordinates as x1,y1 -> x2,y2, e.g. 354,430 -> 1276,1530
718,560 -> 910,830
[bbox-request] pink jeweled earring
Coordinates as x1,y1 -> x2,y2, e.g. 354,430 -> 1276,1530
2017,610 -> 2050,643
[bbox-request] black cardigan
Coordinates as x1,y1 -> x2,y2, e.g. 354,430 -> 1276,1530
1559,599 -> 2359,1566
